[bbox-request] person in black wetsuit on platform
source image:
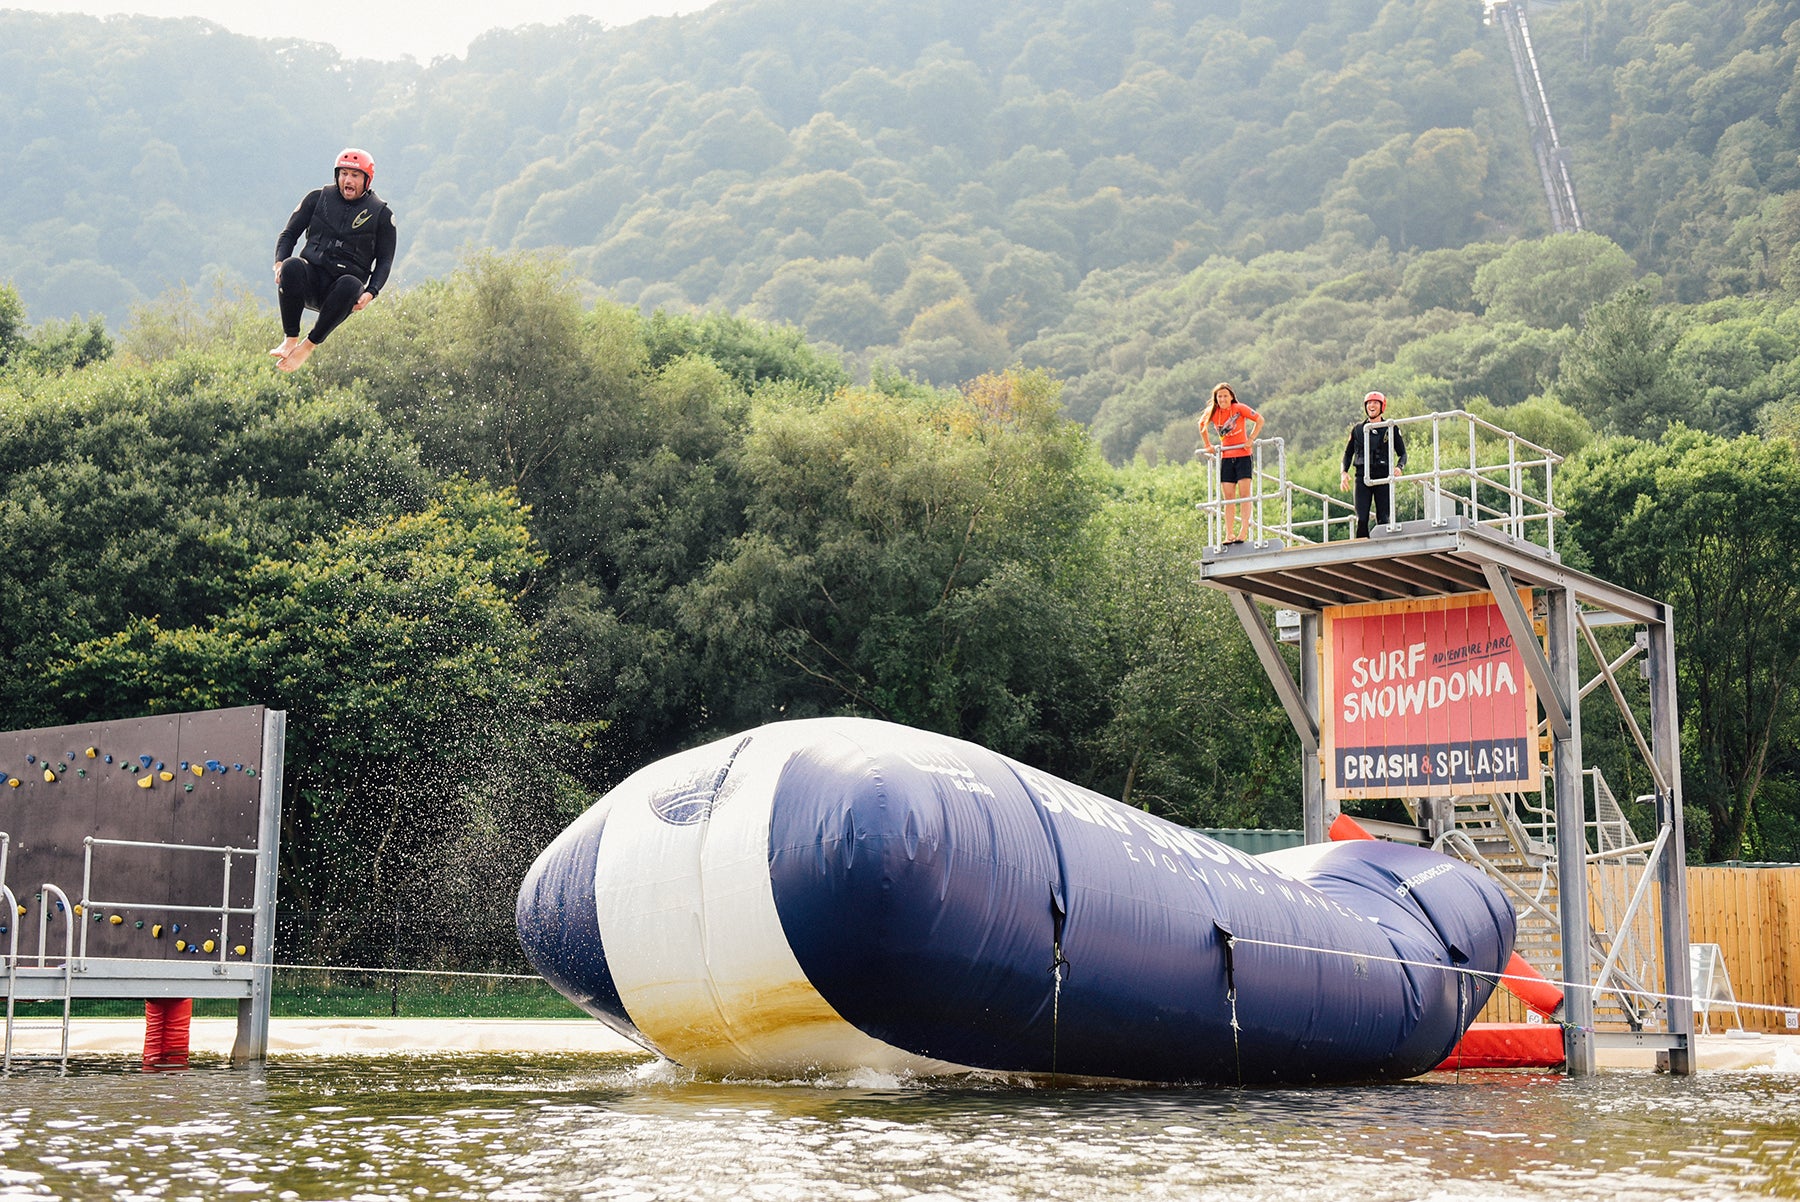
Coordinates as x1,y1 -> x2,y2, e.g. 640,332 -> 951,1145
270,147 -> 397,372
1339,390 -> 1407,538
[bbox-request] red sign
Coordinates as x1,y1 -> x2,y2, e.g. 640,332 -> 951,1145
1322,592 -> 1541,800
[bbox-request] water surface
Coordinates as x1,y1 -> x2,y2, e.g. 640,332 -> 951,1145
1,1054 -> 1795,1200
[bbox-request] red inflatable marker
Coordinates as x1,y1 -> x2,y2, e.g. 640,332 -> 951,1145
143,998 -> 193,1070
1435,1021 -> 1565,1070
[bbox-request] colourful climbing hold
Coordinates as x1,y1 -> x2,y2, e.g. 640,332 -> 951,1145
202,939 -> 216,953
247,768 -> 257,778
6,778 -> 18,788
151,924 -> 162,938
190,763 -> 203,777
43,767 -> 56,783
104,754 -> 113,763
73,904 -> 82,916
138,755 -> 153,768
175,939 -> 187,952
85,747 -> 97,759
184,784 -> 193,792
233,945 -> 247,956
135,920 -> 144,929
137,774 -> 153,788
109,914 -> 123,925
76,769 -> 85,777
25,755 -> 35,764
158,770 -> 173,782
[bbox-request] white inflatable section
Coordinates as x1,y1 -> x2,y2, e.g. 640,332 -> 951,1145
591,724 -> 964,1076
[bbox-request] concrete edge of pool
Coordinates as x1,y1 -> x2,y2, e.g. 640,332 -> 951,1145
15,1019 -> 1800,1072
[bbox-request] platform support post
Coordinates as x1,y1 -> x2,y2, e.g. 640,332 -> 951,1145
1547,586 -> 1596,1075
233,708 -> 285,1065
1299,611 -> 1333,844
1648,610 -> 1695,1074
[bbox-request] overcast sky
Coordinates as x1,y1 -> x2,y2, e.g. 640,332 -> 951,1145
16,0 -> 723,62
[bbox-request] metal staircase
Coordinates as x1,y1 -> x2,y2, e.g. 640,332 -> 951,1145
1429,773 -> 1664,1030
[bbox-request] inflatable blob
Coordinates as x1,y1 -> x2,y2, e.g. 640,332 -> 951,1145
517,718 -> 1515,1085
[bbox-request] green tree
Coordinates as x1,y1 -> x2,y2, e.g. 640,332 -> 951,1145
1069,467 -> 1301,827
1555,284 -> 1692,439
1472,233 -> 1640,329
0,281 -> 24,364
1563,430 -> 1800,861
0,352 -> 429,726
48,482 -> 572,962
679,368 -> 1106,767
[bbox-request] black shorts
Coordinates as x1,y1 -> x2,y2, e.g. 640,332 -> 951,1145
1219,455 -> 1253,484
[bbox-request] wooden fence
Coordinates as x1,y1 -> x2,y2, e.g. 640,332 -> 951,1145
1475,864 -> 1800,1032
1686,864 -> 1799,1032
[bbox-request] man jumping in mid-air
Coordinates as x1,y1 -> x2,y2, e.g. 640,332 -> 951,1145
270,147 -> 397,372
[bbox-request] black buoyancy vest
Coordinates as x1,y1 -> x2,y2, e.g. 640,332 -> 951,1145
1354,421 -> 1400,472
302,186 -> 389,280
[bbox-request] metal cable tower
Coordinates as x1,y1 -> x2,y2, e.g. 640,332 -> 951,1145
1491,0 -> 1583,233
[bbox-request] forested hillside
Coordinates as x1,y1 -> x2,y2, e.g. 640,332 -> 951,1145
8,0 -> 1800,459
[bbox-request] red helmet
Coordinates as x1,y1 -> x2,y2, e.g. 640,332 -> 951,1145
334,147 -> 374,182
1364,390 -> 1387,413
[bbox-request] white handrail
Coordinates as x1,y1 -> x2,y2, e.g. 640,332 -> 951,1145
36,884 -> 74,969
1,884 -> 16,969
1198,409 -> 1563,554
80,836 -> 258,964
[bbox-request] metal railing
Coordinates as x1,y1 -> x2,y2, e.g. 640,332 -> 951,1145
79,836 -> 260,966
5,882 -> 74,1070
1196,410 -> 1563,555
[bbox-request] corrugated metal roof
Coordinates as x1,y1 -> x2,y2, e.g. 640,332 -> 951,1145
1198,827 -> 1306,854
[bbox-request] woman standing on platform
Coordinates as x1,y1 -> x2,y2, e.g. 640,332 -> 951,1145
1198,382 -> 1262,545
1340,390 -> 1407,538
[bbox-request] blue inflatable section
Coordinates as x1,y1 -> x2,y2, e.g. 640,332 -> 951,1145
518,718 -> 1515,1084
514,802 -> 634,1041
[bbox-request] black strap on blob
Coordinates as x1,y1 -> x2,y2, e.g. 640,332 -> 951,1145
1448,942 -> 1470,1080
1049,898 -> 1069,1076
1215,920 -> 1242,1087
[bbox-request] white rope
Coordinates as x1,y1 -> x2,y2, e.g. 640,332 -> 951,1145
1227,932 -> 1800,1022
2,953 -> 542,983
264,961 -> 541,981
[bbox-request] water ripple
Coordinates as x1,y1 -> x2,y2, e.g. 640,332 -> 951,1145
0,1057 -> 1793,1200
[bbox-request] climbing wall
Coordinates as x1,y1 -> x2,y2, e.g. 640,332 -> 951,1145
0,706 -> 271,963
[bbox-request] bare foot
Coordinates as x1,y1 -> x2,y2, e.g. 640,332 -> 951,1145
276,340 -> 318,372
268,337 -> 299,358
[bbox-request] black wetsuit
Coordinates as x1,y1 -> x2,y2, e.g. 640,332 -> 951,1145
275,184 -> 397,345
1342,419 -> 1407,538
